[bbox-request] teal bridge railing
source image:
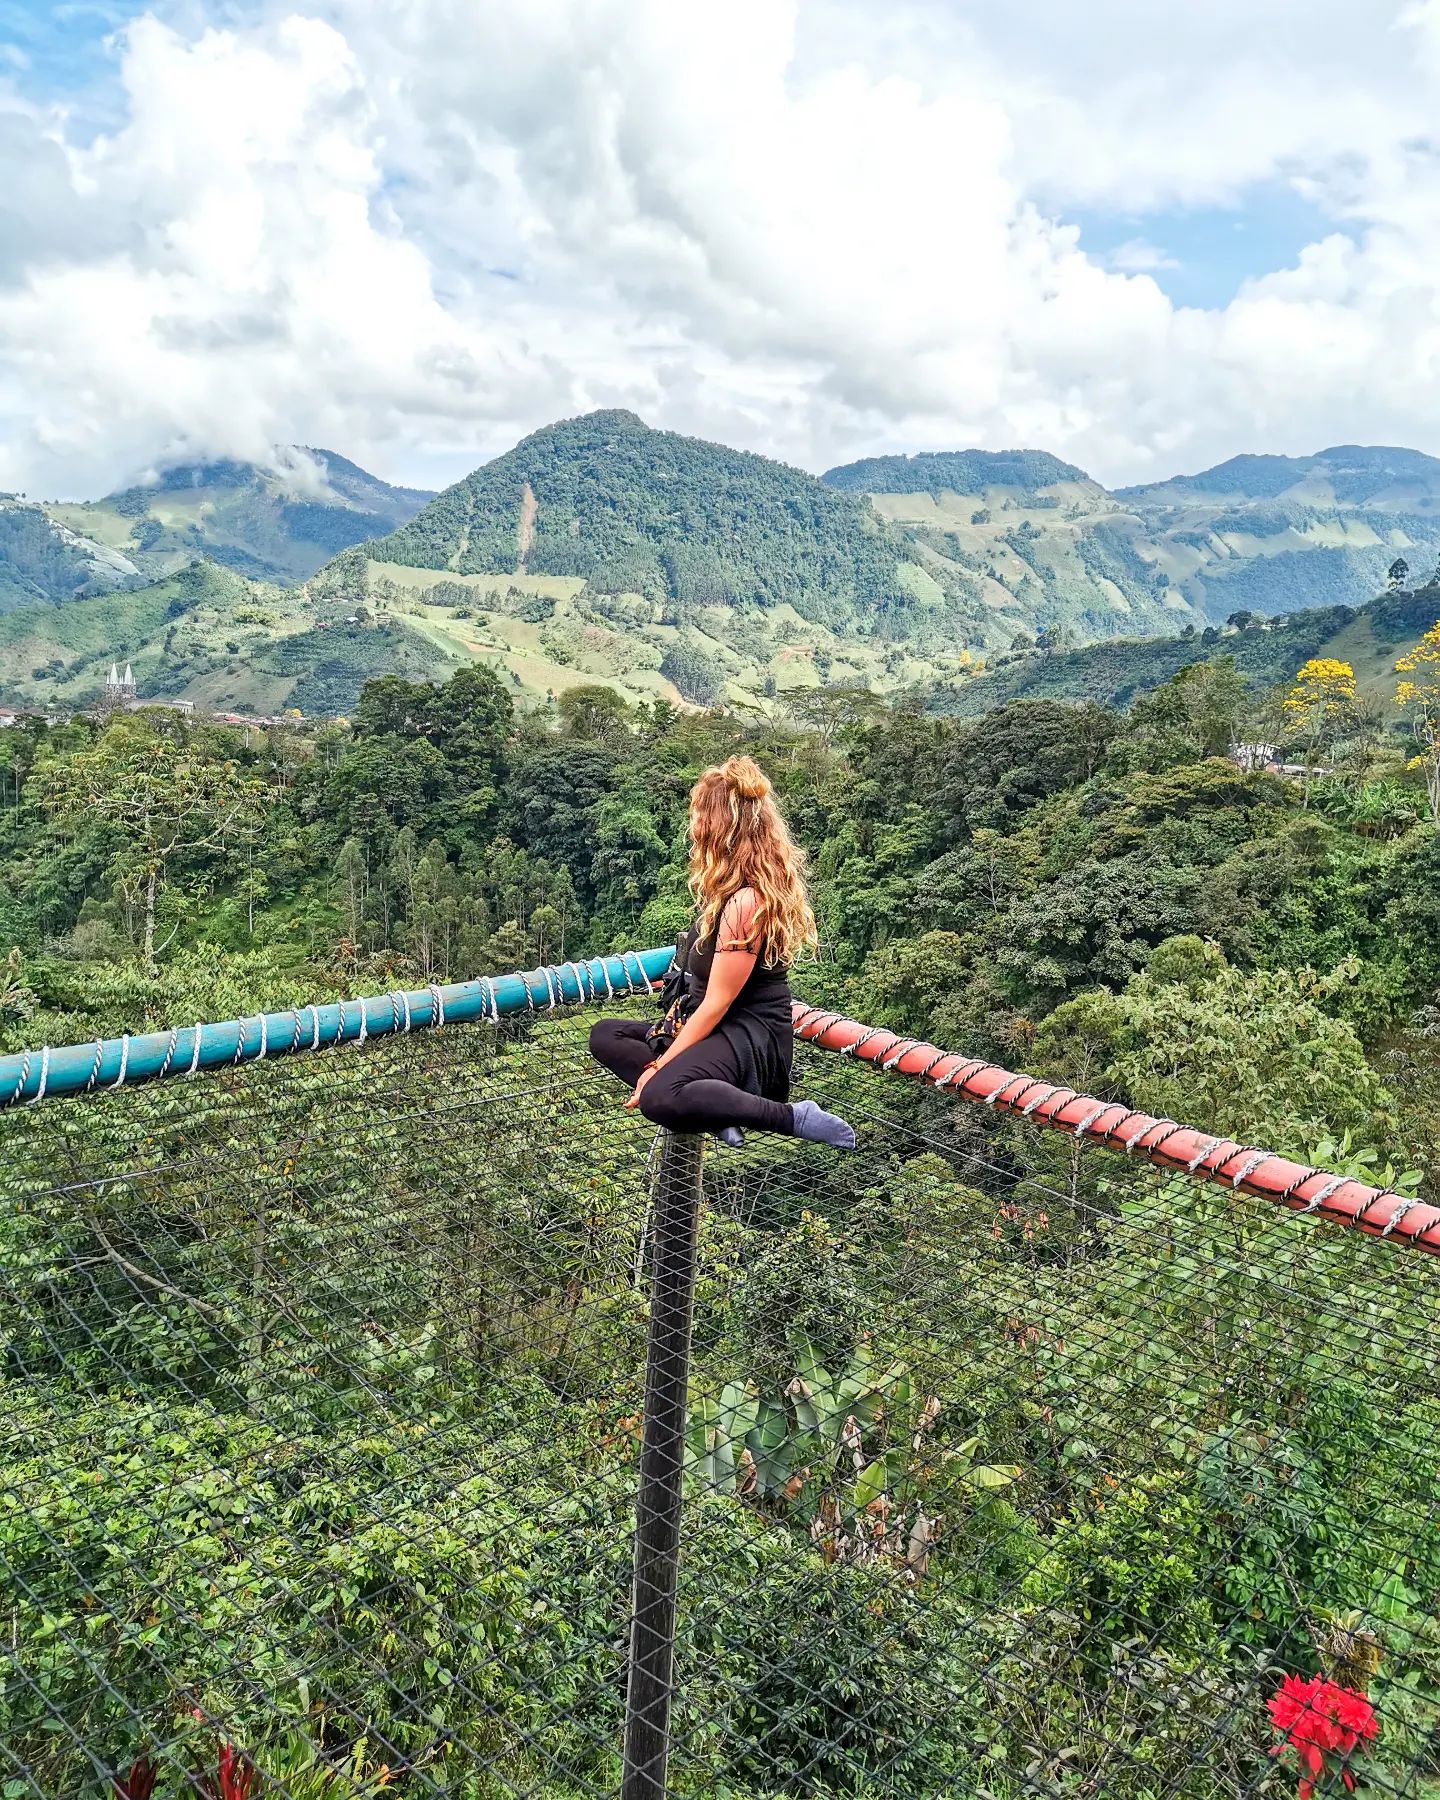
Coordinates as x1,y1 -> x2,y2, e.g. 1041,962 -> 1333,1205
2,949 -> 1439,1800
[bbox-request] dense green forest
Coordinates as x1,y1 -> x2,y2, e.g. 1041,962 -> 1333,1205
822,448 -> 1090,494
4,652 -> 1440,1797
3,650 -> 1438,1171
944,583 -> 1440,716
372,410 -> 917,632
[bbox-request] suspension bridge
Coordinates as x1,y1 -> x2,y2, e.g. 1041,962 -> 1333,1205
2,950 -> 1438,1799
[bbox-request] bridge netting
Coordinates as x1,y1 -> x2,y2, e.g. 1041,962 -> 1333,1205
1,967 -> 1438,1799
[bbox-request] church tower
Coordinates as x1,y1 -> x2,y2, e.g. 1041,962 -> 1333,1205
100,661 -> 138,714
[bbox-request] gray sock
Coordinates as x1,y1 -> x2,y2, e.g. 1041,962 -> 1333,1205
789,1099 -> 857,1150
714,1126 -> 745,1149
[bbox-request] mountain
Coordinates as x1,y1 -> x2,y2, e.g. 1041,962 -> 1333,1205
821,447 -> 1202,645
823,440 -> 1440,645
823,449 -> 1091,494
0,497 -> 142,612
330,409 -> 989,712
372,409 -> 916,632
21,449 -> 432,596
1112,444 -> 1440,624
8,421 -> 1440,721
1116,443 -> 1440,507
935,582 -> 1440,720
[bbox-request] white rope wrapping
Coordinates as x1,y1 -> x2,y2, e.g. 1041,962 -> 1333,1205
1380,1195 -> 1422,1237
428,984 -> 446,1028
356,1000 -> 367,1046
187,1024 -> 203,1076
1229,1149 -> 1271,1188
33,1043 -> 49,1104
1297,1174 -> 1350,1215
111,1034 -> 130,1091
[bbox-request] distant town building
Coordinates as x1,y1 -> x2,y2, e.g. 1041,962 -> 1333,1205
100,661 -> 137,713
1231,741 -> 1280,772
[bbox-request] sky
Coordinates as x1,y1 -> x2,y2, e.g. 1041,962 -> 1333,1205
5,0 -> 1440,498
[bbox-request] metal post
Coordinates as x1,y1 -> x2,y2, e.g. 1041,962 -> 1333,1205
622,1129 -> 705,1800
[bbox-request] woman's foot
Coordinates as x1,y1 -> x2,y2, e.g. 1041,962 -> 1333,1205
789,1099 -> 857,1150
714,1126 -> 745,1149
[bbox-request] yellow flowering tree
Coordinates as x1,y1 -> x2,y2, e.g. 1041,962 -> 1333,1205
1395,621 -> 1440,827
1282,657 -> 1357,803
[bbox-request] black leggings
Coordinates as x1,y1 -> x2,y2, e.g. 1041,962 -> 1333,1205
588,1017 -> 795,1136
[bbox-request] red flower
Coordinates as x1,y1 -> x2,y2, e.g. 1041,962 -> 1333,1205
113,1761 -> 158,1800
1268,1674 -> 1377,1799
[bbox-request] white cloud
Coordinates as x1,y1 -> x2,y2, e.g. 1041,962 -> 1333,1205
1105,240 -> 1181,275
4,0 -> 1440,496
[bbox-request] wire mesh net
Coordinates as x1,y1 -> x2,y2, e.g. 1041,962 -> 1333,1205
2,995 -> 1438,1799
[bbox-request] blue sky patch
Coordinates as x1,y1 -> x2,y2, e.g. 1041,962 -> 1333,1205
1072,181 -> 1346,310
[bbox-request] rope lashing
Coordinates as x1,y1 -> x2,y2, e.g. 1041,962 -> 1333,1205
112,1034 -> 130,1090
1379,1194 -> 1423,1237
1132,1121 -> 1186,1157
427,985 -> 446,1029
787,993 -> 1440,1255
1297,1175 -> 1352,1216
937,1058 -> 996,1093
188,1024 -> 204,1075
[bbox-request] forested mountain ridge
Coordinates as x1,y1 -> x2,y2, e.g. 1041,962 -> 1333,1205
825,438 -> 1440,648
822,448 -> 1091,495
0,496 -> 143,611
370,409 -> 916,632
13,449 -> 432,598
10,422 -> 1440,718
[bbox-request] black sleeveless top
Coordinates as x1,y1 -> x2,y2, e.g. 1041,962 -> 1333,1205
680,909 -> 794,1101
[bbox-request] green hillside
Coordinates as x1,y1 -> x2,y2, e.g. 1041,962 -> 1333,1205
28,449 -> 431,596
824,450 -> 1198,644
0,560 -> 456,718
13,425 -> 1440,721
0,498 -> 142,611
372,409 -> 919,635
825,439 -> 1440,644
935,583 -> 1440,719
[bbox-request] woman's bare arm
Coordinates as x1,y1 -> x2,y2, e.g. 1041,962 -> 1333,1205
628,893 -> 759,1095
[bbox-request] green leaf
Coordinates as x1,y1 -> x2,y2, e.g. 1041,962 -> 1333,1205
854,1457 -> 887,1510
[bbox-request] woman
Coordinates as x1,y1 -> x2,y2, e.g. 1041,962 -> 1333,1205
589,755 -> 855,1148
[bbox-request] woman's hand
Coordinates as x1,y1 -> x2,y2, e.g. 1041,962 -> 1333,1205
625,1062 -> 660,1110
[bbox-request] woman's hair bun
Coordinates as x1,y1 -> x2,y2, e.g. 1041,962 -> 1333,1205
722,755 -> 770,802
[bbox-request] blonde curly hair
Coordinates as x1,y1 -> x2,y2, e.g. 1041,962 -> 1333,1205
687,755 -> 816,968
